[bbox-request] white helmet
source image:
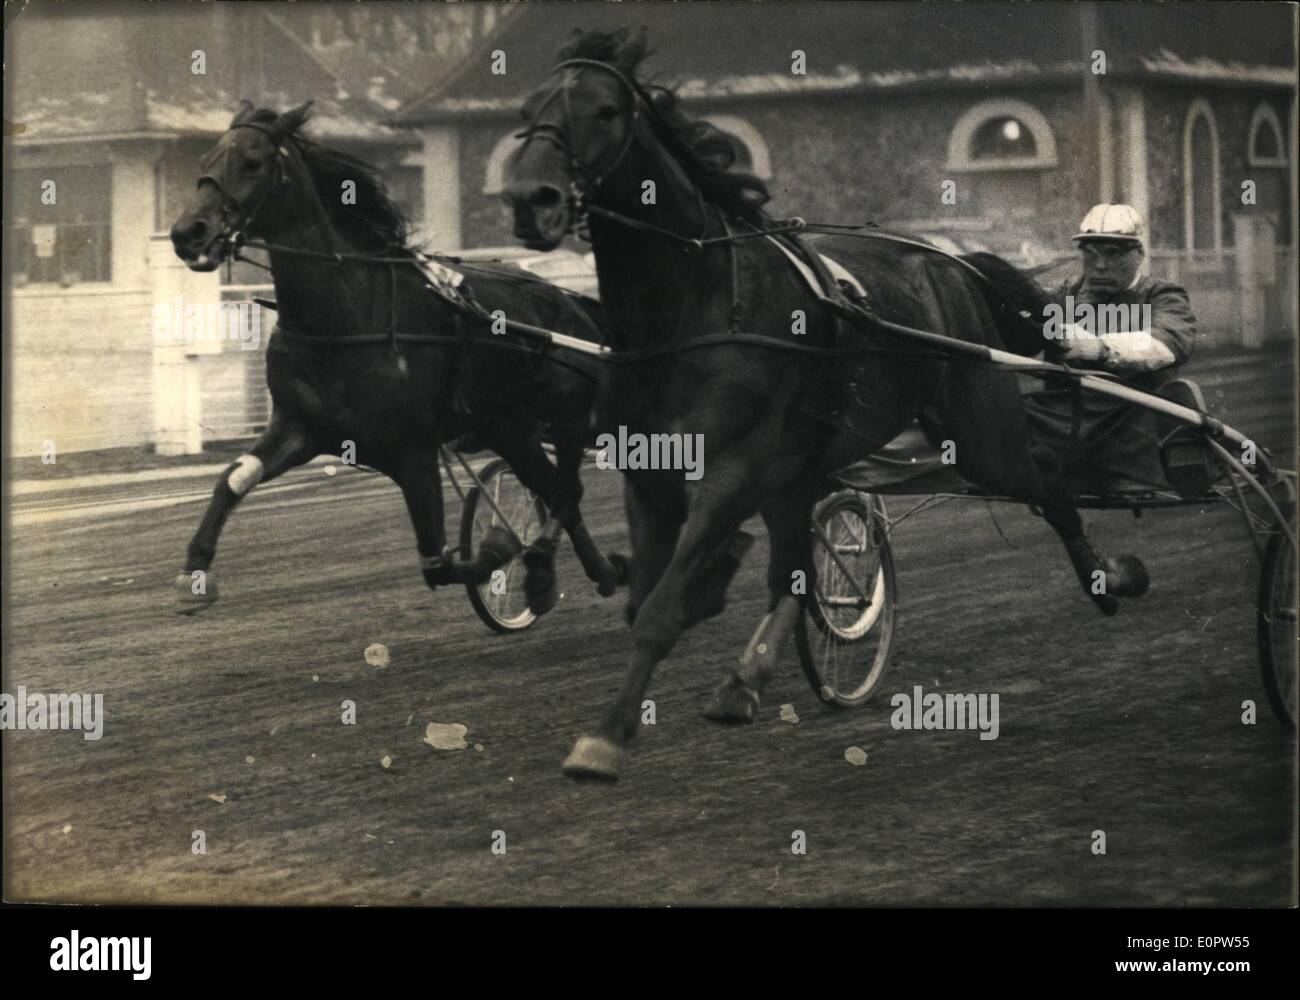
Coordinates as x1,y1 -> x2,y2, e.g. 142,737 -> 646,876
1072,204 -> 1145,247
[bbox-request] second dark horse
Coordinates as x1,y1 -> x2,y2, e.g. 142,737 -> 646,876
169,102 -> 625,618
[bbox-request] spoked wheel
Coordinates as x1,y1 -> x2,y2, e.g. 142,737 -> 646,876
460,458 -> 549,633
796,490 -> 897,707
1257,528 -> 1297,731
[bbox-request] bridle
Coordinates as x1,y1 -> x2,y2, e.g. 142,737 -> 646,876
195,120 -> 293,257
516,59 -> 805,254
516,57 -> 644,218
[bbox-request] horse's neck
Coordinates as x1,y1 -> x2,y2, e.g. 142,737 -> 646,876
589,143 -> 723,346
264,193 -> 371,337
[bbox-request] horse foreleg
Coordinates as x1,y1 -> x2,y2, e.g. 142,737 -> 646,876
563,472 -> 758,781
619,471 -> 685,627
175,414 -> 316,614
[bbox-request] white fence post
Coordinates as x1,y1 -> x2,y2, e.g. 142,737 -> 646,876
149,234 -> 222,455
1233,213 -> 1273,350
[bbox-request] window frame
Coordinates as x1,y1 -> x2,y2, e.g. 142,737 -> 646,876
1247,102 -> 1288,169
1181,97 -> 1224,268
10,162 -> 114,288
945,99 -> 1058,172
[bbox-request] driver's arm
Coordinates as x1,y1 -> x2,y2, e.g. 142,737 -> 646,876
1059,282 -> 1195,372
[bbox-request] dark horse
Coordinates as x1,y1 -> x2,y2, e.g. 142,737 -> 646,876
170,101 -> 624,618
504,29 -> 1148,779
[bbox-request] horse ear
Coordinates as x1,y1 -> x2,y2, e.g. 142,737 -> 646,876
614,25 -> 649,72
557,28 -> 585,62
230,100 -> 255,127
271,101 -> 313,139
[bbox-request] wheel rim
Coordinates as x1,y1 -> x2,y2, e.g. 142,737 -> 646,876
810,495 -> 893,702
471,469 -> 544,629
815,508 -> 884,639
1268,538 -> 1298,724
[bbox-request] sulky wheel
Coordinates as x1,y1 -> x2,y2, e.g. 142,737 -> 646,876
1257,528 -> 1297,731
796,489 -> 897,708
460,459 -> 549,633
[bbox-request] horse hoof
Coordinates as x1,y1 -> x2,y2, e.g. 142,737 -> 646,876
562,736 -> 622,781
603,552 -> 631,593
704,675 -> 761,724
1107,554 -> 1150,598
478,526 -> 523,571
525,583 -> 559,617
1090,592 -> 1119,617
174,572 -> 218,615
593,559 -> 620,597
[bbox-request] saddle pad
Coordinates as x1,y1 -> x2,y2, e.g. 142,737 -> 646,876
417,254 -> 481,315
763,236 -> 866,300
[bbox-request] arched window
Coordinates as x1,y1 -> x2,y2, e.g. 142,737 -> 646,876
1245,102 -> 1290,244
946,99 -> 1058,171
483,131 -> 525,195
1182,98 -> 1222,259
1247,102 -> 1287,169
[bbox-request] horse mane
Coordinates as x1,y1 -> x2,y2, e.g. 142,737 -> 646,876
558,30 -> 771,223
959,251 -> 1054,357
242,106 -> 413,254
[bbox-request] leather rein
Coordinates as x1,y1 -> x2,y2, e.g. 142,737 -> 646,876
205,95 -> 1063,382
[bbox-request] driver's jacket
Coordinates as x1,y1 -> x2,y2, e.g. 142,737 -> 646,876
1046,274 -> 1197,391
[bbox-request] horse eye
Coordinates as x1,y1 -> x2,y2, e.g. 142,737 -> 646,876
243,159 -> 264,173
597,106 -> 620,122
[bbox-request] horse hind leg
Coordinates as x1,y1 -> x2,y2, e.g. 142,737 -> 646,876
1029,446 -> 1149,615
927,336 -> 1148,617
915,263 -> 1149,614
550,419 -> 628,598
705,488 -> 812,722
479,424 -> 569,615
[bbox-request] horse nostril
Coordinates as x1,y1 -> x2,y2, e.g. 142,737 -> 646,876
529,185 -> 564,210
171,218 -> 209,245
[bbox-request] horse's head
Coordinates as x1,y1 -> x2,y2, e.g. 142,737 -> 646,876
170,101 -> 313,270
503,28 -> 649,250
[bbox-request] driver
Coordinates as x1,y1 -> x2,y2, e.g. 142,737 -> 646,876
1048,203 -> 1196,389
1029,204 -> 1203,492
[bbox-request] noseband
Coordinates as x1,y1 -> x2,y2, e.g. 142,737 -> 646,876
196,121 -> 292,251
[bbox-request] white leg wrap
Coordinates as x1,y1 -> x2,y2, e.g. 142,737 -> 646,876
227,455 -> 265,496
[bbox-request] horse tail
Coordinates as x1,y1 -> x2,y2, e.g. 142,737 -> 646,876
960,251 -> 1053,357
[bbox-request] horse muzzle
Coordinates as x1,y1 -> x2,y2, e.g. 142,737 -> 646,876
504,182 -> 570,251
170,216 -> 229,271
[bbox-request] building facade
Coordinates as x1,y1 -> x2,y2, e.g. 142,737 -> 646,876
4,3 -> 458,457
395,2 -> 1297,346
5,3 -> 1295,457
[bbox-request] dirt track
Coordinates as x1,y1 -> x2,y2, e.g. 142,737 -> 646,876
4,351 -> 1296,906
